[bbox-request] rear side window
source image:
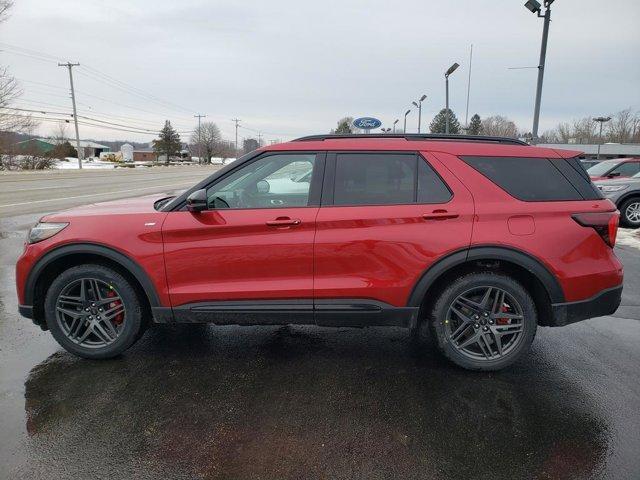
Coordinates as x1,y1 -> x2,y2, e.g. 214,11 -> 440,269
418,157 -> 452,203
551,157 -> 603,200
332,153 -> 451,206
333,154 -> 415,205
460,156 -> 585,201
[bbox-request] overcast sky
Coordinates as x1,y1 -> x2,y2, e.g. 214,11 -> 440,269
1,0 -> 639,143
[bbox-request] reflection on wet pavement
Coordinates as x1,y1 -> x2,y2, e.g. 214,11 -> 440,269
16,323 -> 629,480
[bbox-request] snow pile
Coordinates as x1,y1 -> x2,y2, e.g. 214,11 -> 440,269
617,228 -> 640,250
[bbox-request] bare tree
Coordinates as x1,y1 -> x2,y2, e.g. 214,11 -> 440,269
480,115 -> 520,138
1,67 -> 37,153
49,122 -> 69,145
572,117 -> 597,143
0,1 -> 14,23
1,3 -> 38,154
607,108 -> 636,143
190,121 -> 224,163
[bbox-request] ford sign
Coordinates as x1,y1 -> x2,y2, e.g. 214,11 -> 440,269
353,117 -> 382,130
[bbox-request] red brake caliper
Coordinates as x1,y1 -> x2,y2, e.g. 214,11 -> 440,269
106,288 -> 124,325
496,304 -> 511,325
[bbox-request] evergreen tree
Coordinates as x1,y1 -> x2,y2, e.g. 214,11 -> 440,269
468,114 -> 482,135
153,120 -> 181,164
429,108 -> 461,134
332,117 -> 354,134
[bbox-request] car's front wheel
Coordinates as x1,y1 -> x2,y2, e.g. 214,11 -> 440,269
44,264 -> 144,359
619,198 -> 640,228
430,272 -> 537,371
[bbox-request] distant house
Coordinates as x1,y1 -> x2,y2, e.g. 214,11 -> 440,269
133,150 -> 157,162
15,138 -> 110,158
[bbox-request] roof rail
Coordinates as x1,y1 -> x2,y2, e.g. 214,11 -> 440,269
292,133 -> 530,146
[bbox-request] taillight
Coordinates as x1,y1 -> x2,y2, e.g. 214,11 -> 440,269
572,212 -> 619,248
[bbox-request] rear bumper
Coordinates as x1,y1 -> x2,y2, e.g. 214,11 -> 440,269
550,285 -> 622,327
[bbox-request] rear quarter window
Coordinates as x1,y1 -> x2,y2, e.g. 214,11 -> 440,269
460,156 -> 594,201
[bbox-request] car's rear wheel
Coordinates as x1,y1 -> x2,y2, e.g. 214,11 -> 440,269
430,272 -> 537,371
44,264 -> 144,359
620,198 -> 640,228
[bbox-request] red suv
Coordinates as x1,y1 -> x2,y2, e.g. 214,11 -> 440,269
16,135 -> 623,370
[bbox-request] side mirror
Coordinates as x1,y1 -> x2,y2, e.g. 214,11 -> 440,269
256,180 -> 270,194
607,172 -> 621,178
186,189 -> 208,212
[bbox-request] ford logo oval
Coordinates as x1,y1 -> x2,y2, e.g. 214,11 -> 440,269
352,117 -> 382,130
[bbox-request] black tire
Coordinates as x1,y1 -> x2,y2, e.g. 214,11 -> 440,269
44,264 -> 144,359
429,272 -> 537,371
619,198 -> 640,228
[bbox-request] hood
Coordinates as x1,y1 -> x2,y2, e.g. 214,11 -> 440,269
43,193 -> 170,220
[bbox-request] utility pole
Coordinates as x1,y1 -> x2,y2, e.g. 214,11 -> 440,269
403,109 -> 411,133
194,114 -> 206,163
231,118 -> 241,158
445,63 -> 459,134
594,116 -> 611,160
258,132 -> 263,146
525,0 -> 554,143
464,44 -> 473,128
58,62 -> 82,168
412,95 -> 427,133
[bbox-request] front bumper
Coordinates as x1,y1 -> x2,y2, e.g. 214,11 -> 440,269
550,285 -> 623,327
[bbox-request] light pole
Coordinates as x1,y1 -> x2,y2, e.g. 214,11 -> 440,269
381,128 -> 391,134
412,94 -> 427,133
392,119 -> 399,133
524,0 -> 554,143
445,63 -> 459,134
594,116 -> 611,160
403,109 -> 411,133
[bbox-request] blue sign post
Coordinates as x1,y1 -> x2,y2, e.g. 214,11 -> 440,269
353,117 -> 382,132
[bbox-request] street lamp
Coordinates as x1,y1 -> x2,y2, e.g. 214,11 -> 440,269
594,116 -> 612,160
403,109 -> 411,133
525,0 -> 554,143
412,94 -> 427,133
445,63 -> 459,134
381,128 -> 391,134
393,119 -> 399,133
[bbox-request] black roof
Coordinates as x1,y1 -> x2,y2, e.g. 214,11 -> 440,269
292,133 -> 529,146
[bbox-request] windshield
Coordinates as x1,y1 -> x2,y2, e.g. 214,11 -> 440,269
587,160 -> 619,176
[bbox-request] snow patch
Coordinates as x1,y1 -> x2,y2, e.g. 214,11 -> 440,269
617,228 -> 640,250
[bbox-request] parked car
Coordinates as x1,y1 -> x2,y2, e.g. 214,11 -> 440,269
594,172 -> 640,227
16,134 -> 623,371
587,157 -> 640,181
580,159 -> 600,170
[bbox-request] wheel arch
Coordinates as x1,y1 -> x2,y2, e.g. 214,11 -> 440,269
407,245 -> 565,327
616,192 -> 640,209
26,243 -> 161,329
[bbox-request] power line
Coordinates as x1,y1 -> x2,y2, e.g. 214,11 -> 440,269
3,107 -> 194,134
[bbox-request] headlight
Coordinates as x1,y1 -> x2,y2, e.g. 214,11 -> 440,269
598,185 -> 629,192
27,222 -> 69,244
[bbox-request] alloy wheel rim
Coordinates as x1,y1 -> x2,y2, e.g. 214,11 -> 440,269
55,278 -> 126,348
626,202 -> 640,223
445,286 -> 525,361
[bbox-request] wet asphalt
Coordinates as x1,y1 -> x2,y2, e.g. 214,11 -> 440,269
1,170 -> 640,480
